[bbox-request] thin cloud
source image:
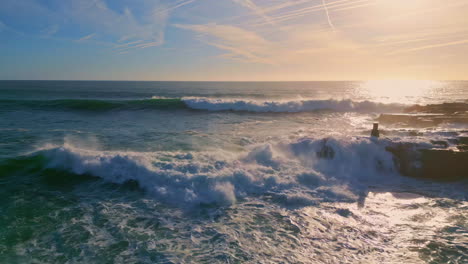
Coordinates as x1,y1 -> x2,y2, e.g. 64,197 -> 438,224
175,23 -> 277,64
252,0 -> 371,26
77,33 -> 96,41
331,1 -> 376,12
374,28 -> 468,49
260,0 -> 316,14
176,23 -> 368,66
340,0 -> 468,31
62,0 -> 168,50
389,39 -> 468,55
0,20 -> 6,32
41,24 -> 60,37
134,41 -> 165,49
0,0 -> 176,51
154,0 -> 196,16
114,40 -> 145,49
231,0 -> 275,25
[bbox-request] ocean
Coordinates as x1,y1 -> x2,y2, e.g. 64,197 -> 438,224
0,80 -> 467,263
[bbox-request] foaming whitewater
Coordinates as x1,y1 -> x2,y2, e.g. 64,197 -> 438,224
182,97 -> 406,113
15,138 -> 465,263
2,81 -> 467,263
33,137 -> 404,208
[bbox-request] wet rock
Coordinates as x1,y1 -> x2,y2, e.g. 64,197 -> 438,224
408,130 -> 423,137
457,145 -> 468,151
336,208 -> 352,218
418,149 -> 468,181
385,143 -> 422,177
379,114 -> 468,127
404,103 -> 468,114
430,140 -> 449,148
316,139 -> 335,159
458,137 -> 468,145
386,143 -> 468,181
379,103 -> 468,127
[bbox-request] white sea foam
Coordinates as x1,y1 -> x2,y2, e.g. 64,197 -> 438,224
38,137 -> 403,207
150,96 -> 176,99
182,97 -> 406,113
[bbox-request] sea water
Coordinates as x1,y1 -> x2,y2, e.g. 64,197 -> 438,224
0,81 -> 467,263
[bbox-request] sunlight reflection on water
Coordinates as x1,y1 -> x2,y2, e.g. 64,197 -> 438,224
356,80 -> 445,104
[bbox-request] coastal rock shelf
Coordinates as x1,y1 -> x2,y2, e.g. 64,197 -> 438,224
378,103 -> 468,127
386,142 -> 468,181
374,103 -> 468,181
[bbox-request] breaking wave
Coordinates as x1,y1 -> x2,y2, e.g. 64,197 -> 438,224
3,137 -> 406,207
182,97 -> 406,113
0,97 -> 407,113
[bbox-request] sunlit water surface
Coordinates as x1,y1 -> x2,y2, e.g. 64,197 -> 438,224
0,81 -> 467,263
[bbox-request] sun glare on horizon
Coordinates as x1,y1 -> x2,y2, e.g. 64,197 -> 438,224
358,80 -> 444,104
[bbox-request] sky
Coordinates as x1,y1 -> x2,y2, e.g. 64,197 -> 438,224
1,0 -> 468,81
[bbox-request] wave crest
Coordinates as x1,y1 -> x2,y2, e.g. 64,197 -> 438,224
182,97 -> 406,113
1,97 -> 406,113
18,137 -> 404,207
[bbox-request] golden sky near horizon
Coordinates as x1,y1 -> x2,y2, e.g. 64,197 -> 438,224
180,0 -> 468,81
1,0 -> 468,80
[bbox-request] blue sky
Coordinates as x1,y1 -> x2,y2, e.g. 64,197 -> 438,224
1,0 -> 468,80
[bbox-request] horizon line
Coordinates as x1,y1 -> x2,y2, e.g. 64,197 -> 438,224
1,79 -> 467,82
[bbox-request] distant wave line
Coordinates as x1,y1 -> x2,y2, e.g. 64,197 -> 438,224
0,97 -> 411,113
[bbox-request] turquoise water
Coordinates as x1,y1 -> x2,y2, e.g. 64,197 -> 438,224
0,81 -> 467,263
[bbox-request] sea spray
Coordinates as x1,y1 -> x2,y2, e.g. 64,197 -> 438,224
182,97 -> 407,113
2,81 -> 467,263
18,136 -> 408,207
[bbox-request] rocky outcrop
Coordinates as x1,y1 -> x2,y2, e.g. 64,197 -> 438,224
386,142 -> 468,181
378,103 -> 468,127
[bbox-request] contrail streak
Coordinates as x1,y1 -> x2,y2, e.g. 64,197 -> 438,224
153,0 -> 196,16
322,0 -> 335,31
251,0 -> 368,27
389,39 -> 468,55
232,0 -> 275,25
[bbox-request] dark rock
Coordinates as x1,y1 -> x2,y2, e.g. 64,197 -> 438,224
371,123 -> 380,138
378,114 -> 468,127
386,143 -> 422,177
386,143 -> 468,181
379,114 -> 468,127
316,139 -> 335,159
379,103 -> 468,127
430,140 -> 449,148
409,130 -> 423,136
404,103 -> 468,114
336,208 -> 352,217
458,137 -> 468,145
457,145 -> 468,151
418,149 -> 468,181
